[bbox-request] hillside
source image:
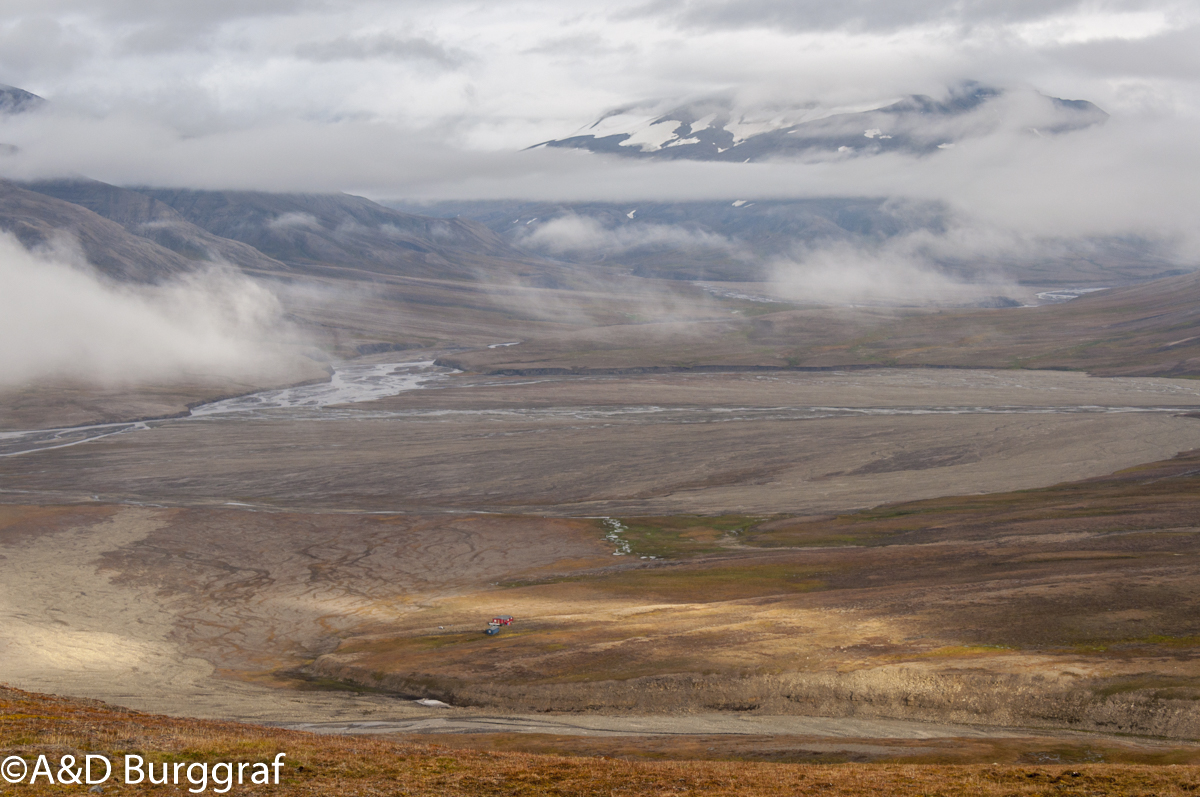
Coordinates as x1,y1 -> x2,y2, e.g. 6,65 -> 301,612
139,187 -> 546,283
0,180 -> 199,282
23,179 -> 290,275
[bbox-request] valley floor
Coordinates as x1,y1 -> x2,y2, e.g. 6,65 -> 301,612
3,365 -> 1200,762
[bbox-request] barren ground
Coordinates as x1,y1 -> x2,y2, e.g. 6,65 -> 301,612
4,369 -> 1200,516
4,366 -> 1200,766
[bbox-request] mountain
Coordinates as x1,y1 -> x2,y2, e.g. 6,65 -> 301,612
392,197 -> 913,282
0,179 -> 199,282
16,180 -> 565,285
391,198 -> 1181,289
137,188 -> 550,283
4,177 -> 684,364
533,83 -> 1107,162
0,84 -> 45,115
23,179 -> 290,276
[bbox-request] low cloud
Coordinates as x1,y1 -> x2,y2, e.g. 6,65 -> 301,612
267,211 -> 320,229
769,229 -> 1022,306
0,232 -> 303,387
518,214 -> 744,257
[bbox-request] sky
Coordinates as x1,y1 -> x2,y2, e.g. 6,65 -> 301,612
0,0 -> 1198,242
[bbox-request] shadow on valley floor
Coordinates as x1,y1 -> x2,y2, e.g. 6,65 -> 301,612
308,449 -> 1200,737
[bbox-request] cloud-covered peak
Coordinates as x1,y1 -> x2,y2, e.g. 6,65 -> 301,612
0,84 -> 46,115
533,83 -> 1108,161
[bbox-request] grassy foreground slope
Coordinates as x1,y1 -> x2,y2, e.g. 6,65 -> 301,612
3,685 -> 1200,796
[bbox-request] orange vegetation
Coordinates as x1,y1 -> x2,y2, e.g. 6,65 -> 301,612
3,685 -> 1200,796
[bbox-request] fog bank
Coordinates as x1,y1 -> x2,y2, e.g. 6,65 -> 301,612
0,233 -> 301,387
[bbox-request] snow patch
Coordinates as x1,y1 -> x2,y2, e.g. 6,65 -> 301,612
689,113 -> 716,134
619,119 -> 685,152
725,117 -> 785,144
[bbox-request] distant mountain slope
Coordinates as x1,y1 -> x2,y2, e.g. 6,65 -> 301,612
393,198 -> 906,283
0,84 -> 46,115
770,266 -> 1200,376
918,267 -> 1200,376
0,180 -> 197,282
394,198 -> 1181,289
535,84 -> 1107,162
23,179 -> 290,275
139,189 -> 543,282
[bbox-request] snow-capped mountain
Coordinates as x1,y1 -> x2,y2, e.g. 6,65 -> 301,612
533,83 -> 1107,161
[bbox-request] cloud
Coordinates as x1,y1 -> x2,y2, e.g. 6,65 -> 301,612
768,222 -> 1032,306
267,211 -> 320,229
3,100 -> 1197,269
640,0 -> 1183,35
519,213 -> 744,256
520,206 -> 1035,306
0,232 -> 303,386
1,0 -> 1196,147
770,242 -> 1004,306
295,33 -> 466,68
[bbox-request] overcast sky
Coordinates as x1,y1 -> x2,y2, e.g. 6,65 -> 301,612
0,0 -> 1198,244
3,0 -> 1197,140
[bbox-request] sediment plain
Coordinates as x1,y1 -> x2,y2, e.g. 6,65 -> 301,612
4,365 -> 1200,515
